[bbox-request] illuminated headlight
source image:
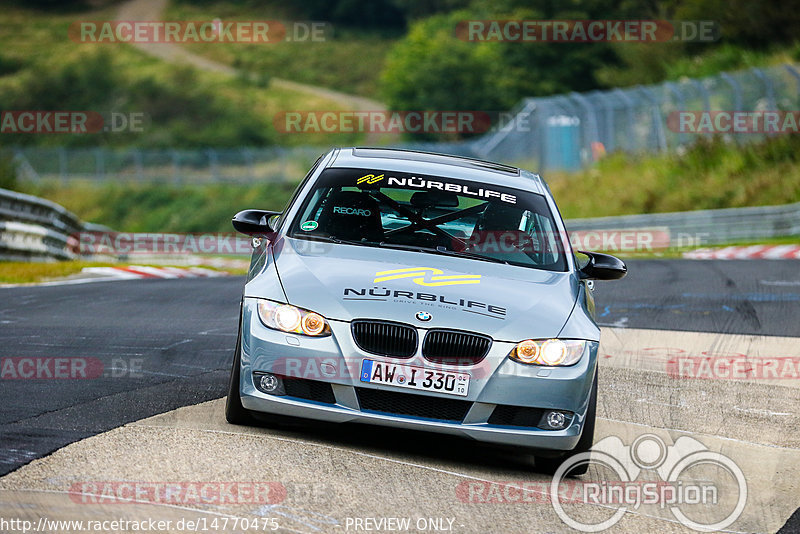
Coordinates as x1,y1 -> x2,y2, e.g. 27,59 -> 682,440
509,339 -> 586,366
257,300 -> 331,337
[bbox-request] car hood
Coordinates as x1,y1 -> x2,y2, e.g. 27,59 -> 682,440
247,237 -> 580,341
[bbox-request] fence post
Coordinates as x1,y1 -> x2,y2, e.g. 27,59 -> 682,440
720,73 -> 743,110
58,147 -> 68,185
95,148 -> 105,182
784,65 -> 800,104
752,68 -> 776,109
719,73 -> 743,145
171,150 -> 181,185
568,92 -> 600,165
207,149 -> 219,183
243,148 -> 254,183
635,86 -> 667,153
612,89 -> 637,152
474,99 -> 537,159
690,79 -> 712,141
133,149 -> 144,183
664,82 -> 688,149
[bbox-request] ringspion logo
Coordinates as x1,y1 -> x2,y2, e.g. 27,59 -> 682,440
550,434 -> 747,532
374,267 -> 481,287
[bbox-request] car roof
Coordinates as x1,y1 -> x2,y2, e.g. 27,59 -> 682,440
327,147 -> 547,196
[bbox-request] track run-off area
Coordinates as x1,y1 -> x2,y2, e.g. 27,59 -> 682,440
0,259 -> 798,533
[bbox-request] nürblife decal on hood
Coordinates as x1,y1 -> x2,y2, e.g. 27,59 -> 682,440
342,286 -> 506,319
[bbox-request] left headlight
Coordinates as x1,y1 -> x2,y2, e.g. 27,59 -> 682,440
257,299 -> 331,337
509,339 -> 587,366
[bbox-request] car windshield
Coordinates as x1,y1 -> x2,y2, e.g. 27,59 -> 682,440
288,167 -> 569,271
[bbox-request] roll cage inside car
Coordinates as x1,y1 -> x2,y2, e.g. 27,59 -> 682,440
288,181 -> 564,270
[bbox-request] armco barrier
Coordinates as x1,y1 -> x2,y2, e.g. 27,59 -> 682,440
566,202 -> 800,248
0,188 -> 82,261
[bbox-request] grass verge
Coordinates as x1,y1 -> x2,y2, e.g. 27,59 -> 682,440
536,136 -> 800,220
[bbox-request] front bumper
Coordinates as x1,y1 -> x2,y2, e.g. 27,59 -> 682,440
238,298 -> 598,452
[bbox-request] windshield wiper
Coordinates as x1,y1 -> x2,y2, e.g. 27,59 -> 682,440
377,242 -> 509,265
294,234 -> 512,265
293,234 -> 380,247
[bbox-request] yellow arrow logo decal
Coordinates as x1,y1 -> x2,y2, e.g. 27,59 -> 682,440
357,173 -> 385,185
374,267 -> 481,287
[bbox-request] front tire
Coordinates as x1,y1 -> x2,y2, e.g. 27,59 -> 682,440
225,310 -> 255,425
224,307 -> 298,428
534,371 -> 597,477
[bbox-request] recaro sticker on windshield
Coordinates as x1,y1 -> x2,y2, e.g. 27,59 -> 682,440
333,206 -> 372,216
300,220 -> 318,231
356,172 -> 516,204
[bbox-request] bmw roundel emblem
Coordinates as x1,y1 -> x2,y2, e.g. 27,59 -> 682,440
415,311 -> 432,322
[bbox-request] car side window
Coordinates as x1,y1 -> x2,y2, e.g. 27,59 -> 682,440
276,155 -> 325,230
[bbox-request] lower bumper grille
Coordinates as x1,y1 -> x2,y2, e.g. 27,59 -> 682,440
488,405 -> 546,427
282,377 -> 336,404
356,387 -> 471,422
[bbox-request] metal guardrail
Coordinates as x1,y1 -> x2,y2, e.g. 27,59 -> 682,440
0,188 -> 83,261
565,202 -> 800,248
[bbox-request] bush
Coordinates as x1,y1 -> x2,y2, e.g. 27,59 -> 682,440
0,156 -> 17,191
379,8 -> 616,127
0,51 -> 273,148
380,12 -> 512,117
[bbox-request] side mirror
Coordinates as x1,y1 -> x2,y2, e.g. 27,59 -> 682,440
578,251 -> 627,280
232,209 -> 281,235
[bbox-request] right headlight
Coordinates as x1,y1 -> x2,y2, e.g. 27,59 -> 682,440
256,299 -> 331,337
509,339 -> 587,366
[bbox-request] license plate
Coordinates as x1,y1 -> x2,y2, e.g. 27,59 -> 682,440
360,359 -> 470,397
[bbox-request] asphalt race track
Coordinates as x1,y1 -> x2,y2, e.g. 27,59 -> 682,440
593,260 -> 800,337
0,277 -> 242,476
1,259 -> 799,533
